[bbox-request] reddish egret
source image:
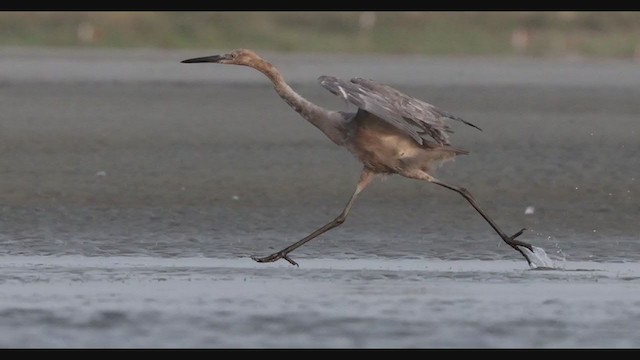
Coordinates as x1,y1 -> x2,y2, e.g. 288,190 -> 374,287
182,49 -> 534,266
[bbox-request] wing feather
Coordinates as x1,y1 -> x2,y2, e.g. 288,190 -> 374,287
318,75 -> 480,146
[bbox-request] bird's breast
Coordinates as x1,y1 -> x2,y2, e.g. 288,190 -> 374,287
347,115 -> 421,173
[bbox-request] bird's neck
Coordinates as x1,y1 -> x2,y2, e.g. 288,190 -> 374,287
255,62 -> 345,145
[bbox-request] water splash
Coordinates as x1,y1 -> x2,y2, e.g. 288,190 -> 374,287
521,246 -> 558,270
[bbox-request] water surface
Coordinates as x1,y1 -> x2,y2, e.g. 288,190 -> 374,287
0,48 -> 639,347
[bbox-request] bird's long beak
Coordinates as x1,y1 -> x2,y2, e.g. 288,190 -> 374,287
181,54 -> 232,64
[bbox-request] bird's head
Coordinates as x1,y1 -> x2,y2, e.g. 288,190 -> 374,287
181,48 -> 264,67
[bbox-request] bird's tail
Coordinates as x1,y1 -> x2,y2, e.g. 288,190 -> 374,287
446,145 -> 470,155
424,140 -> 470,156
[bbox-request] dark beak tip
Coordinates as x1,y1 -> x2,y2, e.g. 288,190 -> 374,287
180,58 -> 205,64
180,55 -> 226,64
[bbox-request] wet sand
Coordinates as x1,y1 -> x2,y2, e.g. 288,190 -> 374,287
0,48 -> 639,347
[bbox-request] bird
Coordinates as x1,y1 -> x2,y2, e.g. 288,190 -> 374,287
181,49 -> 535,266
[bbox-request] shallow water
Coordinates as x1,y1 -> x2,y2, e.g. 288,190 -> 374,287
0,48 -> 639,347
2,256 -> 640,348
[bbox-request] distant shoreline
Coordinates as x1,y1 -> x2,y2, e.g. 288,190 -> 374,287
1,12 -> 639,59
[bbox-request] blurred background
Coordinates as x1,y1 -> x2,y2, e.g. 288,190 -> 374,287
2,11 -> 640,58
0,11 -> 638,259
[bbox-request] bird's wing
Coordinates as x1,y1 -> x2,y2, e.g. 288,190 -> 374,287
318,76 -> 480,145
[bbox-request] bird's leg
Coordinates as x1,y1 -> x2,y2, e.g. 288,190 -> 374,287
251,168 -> 376,266
405,170 -> 533,265
429,178 -> 534,265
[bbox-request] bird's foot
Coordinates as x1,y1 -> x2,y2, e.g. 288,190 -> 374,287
251,251 -> 299,267
502,228 -> 536,266
503,228 -> 533,251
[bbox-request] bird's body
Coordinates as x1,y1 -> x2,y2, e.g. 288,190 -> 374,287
182,49 -> 535,266
337,109 -> 458,175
